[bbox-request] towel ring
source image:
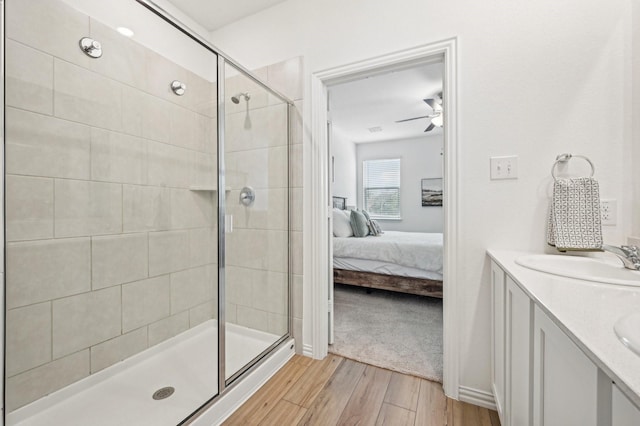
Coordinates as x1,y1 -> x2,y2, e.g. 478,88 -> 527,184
551,154 -> 595,182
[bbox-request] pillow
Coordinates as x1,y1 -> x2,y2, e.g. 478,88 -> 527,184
333,208 -> 353,237
361,210 -> 371,221
369,219 -> 384,236
350,209 -> 370,237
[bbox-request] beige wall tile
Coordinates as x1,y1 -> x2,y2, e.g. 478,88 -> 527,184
293,318 -> 303,354
195,113 -> 217,154
225,266 -> 254,306
188,70 -> 218,118
226,302 -> 238,324
268,57 -> 303,101
169,104 -> 196,150
88,19 -> 147,88
226,229 -> 288,273
7,238 -> 90,309
54,59 -> 122,131
236,305 -> 270,333
189,227 -> 217,267
5,107 -> 91,179
252,271 -> 288,316
141,93 -> 172,144
90,327 -> 148,373
54,179 -> 123,238
189,301 -> 217,327
6,350 -> 89,412
171,265 -> 214,314
52,287 -> 121,359
148,312 -> 189,347
122,276 -> 171,332
122,185 -> 171,233
191,152 -> 217,188
149,230 -> 190,276
267,312 -> 288,336
291,231 -> 303,275
224,103 -> 288,152
122,88 -> 145,137
229,188 -> 287,231
147,141 -> 192,188
6,175 -> 54,242
290,143 -> 303,188
290,187 -> 303,232
6,302 -> 52,377
6,0 -> 91,67
92,233 -> 148,290
291,101 -> 303,145
225,146 -> 288,190
170,189 -> 215,229
5,39 -> 54,114
144,50 -> 189,108
292,274 -> 303,320
91,128 -> 147,185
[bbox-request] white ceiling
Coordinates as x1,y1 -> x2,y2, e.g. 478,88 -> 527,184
167,0 -> 288,31
329,62 -> 443,144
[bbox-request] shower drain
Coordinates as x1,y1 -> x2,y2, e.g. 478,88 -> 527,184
152,386 -> 175,400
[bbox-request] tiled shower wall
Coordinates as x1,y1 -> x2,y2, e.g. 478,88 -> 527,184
4,0 -> 218,411
223,58 -> 304,353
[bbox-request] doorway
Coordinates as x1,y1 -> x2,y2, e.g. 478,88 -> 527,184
308,38 -> 460,398
327,61 -> 445,381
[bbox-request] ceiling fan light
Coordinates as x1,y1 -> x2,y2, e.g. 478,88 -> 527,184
432,114 -> 443,127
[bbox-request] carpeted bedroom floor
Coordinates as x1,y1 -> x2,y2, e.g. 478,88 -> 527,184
329,284 -> 443,382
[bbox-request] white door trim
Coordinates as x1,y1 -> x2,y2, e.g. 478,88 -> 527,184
307,37 -> 460,398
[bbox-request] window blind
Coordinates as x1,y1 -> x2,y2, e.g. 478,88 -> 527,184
363,158 -> 401,219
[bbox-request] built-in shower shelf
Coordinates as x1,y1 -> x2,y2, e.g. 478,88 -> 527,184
189,186 -> 232,192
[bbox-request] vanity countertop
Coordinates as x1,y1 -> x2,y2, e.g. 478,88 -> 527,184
488,249 -> 640,407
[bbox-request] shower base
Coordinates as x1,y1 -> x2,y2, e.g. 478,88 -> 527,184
8,320 -> 291,426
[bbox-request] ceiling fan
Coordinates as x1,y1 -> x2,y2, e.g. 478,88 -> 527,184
395,93 -> 443,132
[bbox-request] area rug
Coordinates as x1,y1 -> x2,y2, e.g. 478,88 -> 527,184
329,284 -> 443,382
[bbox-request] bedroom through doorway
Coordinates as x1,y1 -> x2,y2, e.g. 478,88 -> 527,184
328,60 -> 445,382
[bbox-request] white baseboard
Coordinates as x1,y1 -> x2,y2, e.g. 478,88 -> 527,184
302,343 -> 313,358
458,386 -> 497,411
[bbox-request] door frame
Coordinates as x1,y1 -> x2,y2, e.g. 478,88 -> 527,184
307,37 -> 460,398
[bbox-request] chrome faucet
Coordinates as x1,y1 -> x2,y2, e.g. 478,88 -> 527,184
602,245 -> 640,270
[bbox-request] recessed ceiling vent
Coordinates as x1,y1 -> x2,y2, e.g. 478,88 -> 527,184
368,126 -> 383,133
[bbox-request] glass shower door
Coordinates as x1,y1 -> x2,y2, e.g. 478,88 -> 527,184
223,62 -> 290,381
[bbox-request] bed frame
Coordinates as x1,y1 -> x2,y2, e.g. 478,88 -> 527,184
333,268 -> 443,298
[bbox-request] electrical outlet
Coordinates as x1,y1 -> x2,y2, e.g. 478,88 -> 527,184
601,199 -> 617,226
490,156 -> 518,180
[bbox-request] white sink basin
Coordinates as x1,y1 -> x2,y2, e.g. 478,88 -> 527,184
516,254 -> 640,287
614,313 -> 640,357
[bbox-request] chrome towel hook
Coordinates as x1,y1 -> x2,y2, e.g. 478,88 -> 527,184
79,37 -> 102,58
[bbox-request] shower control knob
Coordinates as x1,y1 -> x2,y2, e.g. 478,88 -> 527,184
79,37 -> 103,58
240,186 -> 255,207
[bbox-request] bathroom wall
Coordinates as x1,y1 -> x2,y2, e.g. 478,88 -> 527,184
633,0 -> 640,238
209,0 -> 633,398
331,129 -> 357,206
4,0 -> 218,411
356,136 -> 443,233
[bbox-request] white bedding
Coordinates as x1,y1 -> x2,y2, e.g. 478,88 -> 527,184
333,231 -> 443,278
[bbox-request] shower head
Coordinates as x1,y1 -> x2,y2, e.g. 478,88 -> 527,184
231,92 -> 250,104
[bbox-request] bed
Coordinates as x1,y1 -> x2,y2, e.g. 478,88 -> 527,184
333,231 -> 443,298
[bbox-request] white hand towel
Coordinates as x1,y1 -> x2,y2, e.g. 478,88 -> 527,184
547,177 -> 602,250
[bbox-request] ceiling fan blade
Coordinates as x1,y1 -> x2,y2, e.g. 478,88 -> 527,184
424,123 -> 436,132
395,115 -> 431,123
424,98 -> 436,109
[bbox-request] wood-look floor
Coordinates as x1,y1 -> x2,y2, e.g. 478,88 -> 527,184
223,354 -> 500,426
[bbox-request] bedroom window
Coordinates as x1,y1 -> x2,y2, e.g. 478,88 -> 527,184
363,158 -> 401,219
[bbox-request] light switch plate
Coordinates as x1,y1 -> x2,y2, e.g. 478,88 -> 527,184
490,155 -> 518,180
